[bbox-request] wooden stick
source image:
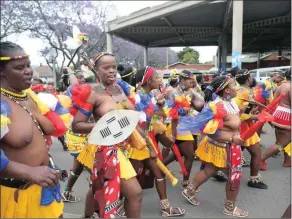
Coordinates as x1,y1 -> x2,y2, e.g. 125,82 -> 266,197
237,97 -> 269,109
67,46 -> 81,67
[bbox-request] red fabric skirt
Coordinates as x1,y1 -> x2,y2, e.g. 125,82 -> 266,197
272,106 -> 291,130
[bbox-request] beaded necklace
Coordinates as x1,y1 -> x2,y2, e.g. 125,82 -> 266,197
177,85 -> 191,101
1,91 -> 48,148
98,83 -> 131,151
176,85 -> 192,115
100,83 -> 128,110
0,88 -> 28,101
215,97 -> 239,115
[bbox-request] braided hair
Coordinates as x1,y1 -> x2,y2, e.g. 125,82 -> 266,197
204,76 -> 230,102
0,41 -> 24,68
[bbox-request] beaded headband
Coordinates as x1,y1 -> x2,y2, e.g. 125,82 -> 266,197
141,66 -> 155,85
121,68 -> 136,78
215,76 -> 232,94
93,52 -> 114,65
169,70 -> 179,81
235,69 -> 250,78
0,55 -> 30,61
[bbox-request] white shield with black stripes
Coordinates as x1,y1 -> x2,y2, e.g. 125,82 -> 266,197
88,110 -> 140,146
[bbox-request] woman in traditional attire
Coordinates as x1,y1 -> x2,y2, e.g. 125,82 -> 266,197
254,71 -> 286,137
178,75 -> 248,217
53,68 -> 89,203
234,70 -> 268,189
162,70 -> 180,160
116,66 -> 185,217
0,41 -> 64,218
261,69 -> 291,169
72,52 -> 143,218
163,70 -> 204,190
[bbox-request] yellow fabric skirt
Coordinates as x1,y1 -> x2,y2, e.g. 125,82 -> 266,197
196,136 -> 227,168
127,145 -> 150,161
166,123 -> 194,141
150,119 -> 167,135
118,148 -> 137,180
243,132 -> 260,147
1,184 -> 64,218
284,143 -> 291,157
127,134 -> 163,161
77,144 -> 97,170
77,144 -> 136,180
127,129 -> 151,161
65,129 -> 88,155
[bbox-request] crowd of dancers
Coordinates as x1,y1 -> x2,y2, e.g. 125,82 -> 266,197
0,41 -> 291,218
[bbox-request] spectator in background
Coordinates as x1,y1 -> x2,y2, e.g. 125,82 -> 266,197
32,78 -> 44,86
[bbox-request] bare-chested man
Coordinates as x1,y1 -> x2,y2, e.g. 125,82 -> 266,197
261,69 -> 291,169
0,42 -> 63,218
72,52 -> 142,218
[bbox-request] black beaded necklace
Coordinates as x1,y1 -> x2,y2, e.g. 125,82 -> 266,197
2,92 -> 48,148
99,83 -> 128,109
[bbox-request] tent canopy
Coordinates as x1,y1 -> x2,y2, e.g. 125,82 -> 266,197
106,0 -> 291,53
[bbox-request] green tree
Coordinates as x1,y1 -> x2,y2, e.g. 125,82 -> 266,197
177,47 -> 200,64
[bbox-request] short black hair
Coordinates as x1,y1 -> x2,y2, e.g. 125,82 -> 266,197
250,77 -> 257,88
236,69 -> 250,85
120,66 -> 136,86
196,74 -> 203,84
117,64 -> 125,73
169,78 -> 178,87
230,66 -> 240,78
0,41 -> 24,68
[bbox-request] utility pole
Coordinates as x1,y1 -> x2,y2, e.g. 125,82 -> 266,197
232,0 -> 243,68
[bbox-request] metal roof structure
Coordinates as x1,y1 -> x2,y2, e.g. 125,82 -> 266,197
106,0 -> 291,53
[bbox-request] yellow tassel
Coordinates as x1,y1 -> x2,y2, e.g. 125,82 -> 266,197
147,136 -> 178,186
155,159 -> 178,186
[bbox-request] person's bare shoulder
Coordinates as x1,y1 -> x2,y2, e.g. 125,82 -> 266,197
90,84 -> 106,105
115,83 -> 126,95
278,81 -> 290,91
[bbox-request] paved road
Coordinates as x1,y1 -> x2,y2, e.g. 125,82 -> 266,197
51,125 -> 290,218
